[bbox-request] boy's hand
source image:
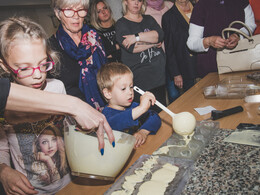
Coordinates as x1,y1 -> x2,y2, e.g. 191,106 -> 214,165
139,92 -> 156,112
0,164 -> 38,195
133,129 -> 150,148
132,91 -> 156,120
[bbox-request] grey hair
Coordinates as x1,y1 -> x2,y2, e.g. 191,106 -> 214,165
51,0 -> 89,10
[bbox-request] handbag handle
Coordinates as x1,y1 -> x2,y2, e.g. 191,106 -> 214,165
222,27 -> 253,41
228,20 -> 253,37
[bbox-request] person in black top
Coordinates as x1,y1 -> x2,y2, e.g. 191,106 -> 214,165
0,78 -> 10,118
49,0 -> 107,110
90,0 -> 121,63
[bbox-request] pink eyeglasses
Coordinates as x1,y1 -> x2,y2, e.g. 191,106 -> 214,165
2,55 -> 54,79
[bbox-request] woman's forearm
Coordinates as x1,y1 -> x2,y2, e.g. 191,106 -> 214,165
242,4 -> 256,34
6,83 -> 76,115
187,23 -> 208,52
133,42 -> 157,53
138,30 -> 159,43
5,83 -> 115,151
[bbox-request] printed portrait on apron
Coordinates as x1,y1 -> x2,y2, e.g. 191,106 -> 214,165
12,116 -> 69,187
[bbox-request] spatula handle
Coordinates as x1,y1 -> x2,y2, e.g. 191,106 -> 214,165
211,106 -> 243,120
133,86 -> 176,117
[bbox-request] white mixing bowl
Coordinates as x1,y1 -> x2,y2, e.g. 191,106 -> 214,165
63,117 -> 136,181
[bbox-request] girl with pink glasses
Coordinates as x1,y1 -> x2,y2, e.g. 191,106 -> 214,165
0,16 -> 70,194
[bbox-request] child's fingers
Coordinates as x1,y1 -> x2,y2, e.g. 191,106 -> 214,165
143,92 -> 156,101
134,138 -> 141,148
136,138 -> 143,148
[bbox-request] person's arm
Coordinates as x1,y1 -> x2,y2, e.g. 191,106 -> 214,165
187,23 -> 208,52
139,109 -> 161,135
102,107 -> 139,131
5,83 -> 115,151
187,23 -> 227,51
0,126 -> 38,194
131,16 -> 164,53
0,164 -> 38,195
242,4 -> 256,34
116,16 -> 163,53
132,92 -> 156,120
122,30 -> 159,52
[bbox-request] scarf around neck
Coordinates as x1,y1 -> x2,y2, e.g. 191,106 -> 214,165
55,24 -> 107,110
146,0 -> 164,11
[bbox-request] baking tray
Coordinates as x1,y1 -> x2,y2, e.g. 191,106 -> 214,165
153,121 -> 220,160
104,154 -> 194,195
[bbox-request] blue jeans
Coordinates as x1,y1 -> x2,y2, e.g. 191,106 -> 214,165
166,74 -> 195,104
166,75 -> 179,104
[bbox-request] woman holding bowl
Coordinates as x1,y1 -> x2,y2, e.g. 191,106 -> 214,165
116,0 -> 166,112
49,0 -> 106,111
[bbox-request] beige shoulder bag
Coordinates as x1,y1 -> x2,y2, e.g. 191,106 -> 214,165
217,21 -> 260,74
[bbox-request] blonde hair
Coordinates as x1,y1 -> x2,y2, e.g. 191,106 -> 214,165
90,0 -> 115,31
0,16 -> 59,78
51,0 -> 89,10
122,0 -> 147,15
32,123 -> 68,176
97,62 -> 133,98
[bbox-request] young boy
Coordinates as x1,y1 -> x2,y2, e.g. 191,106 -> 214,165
97,62 -> 161,148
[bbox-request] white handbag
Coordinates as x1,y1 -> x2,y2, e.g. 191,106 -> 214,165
217,21 -> 260,74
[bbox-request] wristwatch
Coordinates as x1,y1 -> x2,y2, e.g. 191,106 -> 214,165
135,33 -> 140,42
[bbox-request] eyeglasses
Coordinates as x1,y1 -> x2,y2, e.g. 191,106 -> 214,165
60,8 -> 88,18
3,56 -> 54,79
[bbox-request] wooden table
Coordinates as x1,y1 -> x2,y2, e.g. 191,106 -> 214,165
58,71 -> 260,195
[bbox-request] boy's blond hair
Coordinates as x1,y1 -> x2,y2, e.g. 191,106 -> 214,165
97,62 -> 133,98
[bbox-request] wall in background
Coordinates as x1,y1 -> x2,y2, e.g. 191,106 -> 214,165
0,4 -> 58,37
0,0 -> 49,6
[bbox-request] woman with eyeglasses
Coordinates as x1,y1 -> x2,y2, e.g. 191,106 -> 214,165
90,0 -> 121,63
49,0 -> 107,111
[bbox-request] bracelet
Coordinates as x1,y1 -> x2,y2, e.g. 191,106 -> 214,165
135,33 -> 140,42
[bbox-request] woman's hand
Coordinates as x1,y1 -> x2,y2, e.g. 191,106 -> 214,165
204,36 -> 227,49
72,98 -> 115,155
0,164 -> 38,195
133,129 -> 150,148
226,33 -> 239,49
122,34 -> 137,49
156,42 -> 162,48
174,75 -> 183,89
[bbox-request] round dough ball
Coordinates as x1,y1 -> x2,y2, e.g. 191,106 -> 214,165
172,112 -> 196,135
